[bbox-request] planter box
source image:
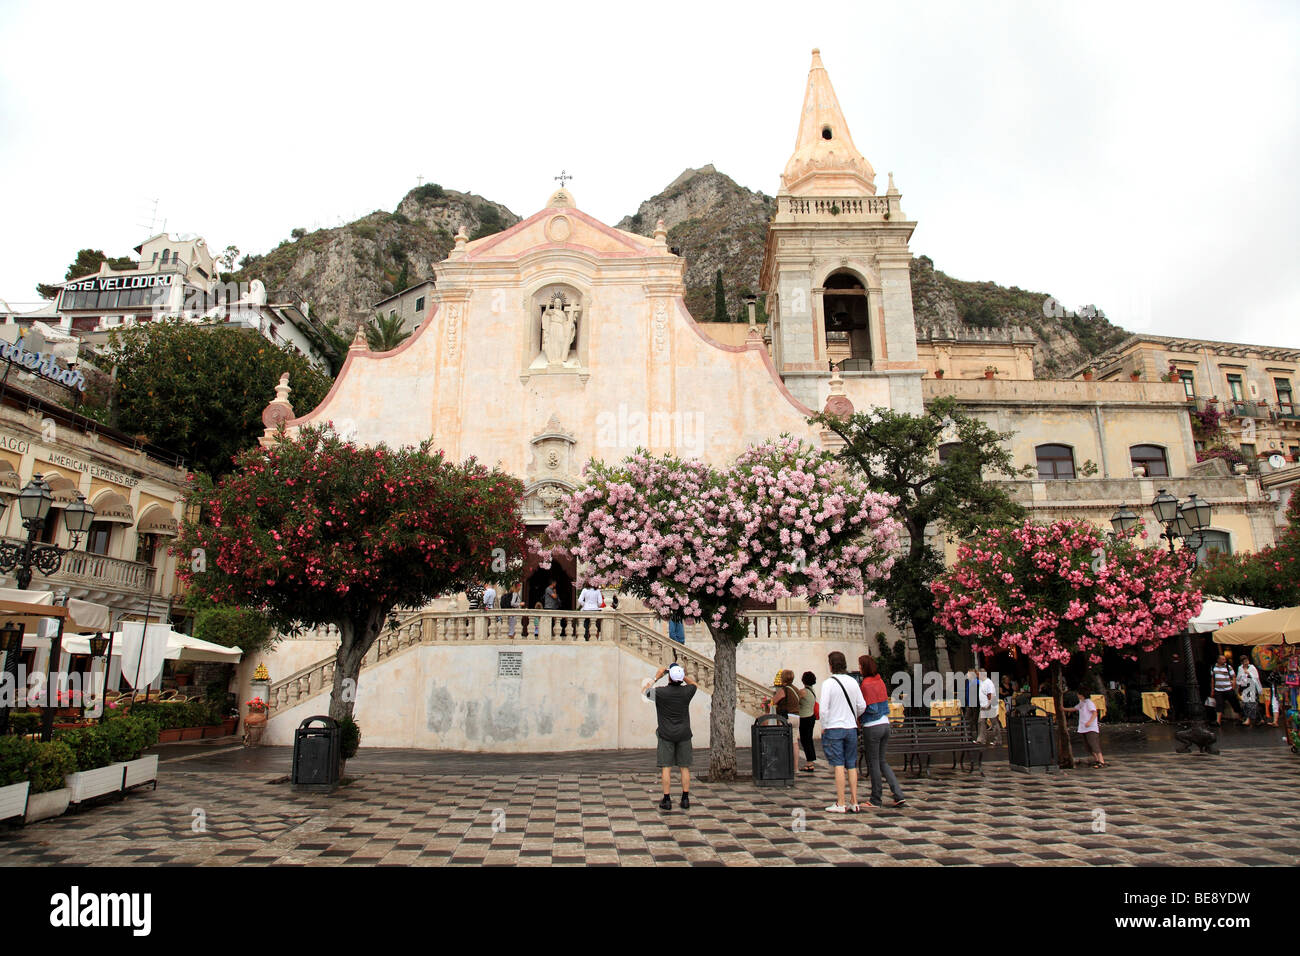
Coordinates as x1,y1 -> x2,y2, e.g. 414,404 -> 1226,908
122,755 -> 158,791
66,764 -> 124,803
158,728 -> 183,743
179,727 -> 204,741
200,725 -> 225,739
24,787 -> 70,823
0,781 -> 29,821
221,717 -> 239,736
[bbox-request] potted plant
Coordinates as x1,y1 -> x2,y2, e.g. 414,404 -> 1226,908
57,727 -> 122,804
1082,368 -> 1094,381
984,365 -> 997,379
1130,370 -> 1142,381
934,368 -> 945,379
0,737 -> 31,821
21,739 -> 77,823
244,696 -> 270,747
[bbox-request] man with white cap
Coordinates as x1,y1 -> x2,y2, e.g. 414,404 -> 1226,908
645,662 -> 699,810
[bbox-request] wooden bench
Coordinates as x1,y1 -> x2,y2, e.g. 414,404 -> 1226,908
869,712 -> 985,776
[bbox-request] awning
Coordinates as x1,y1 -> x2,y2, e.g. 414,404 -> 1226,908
1214,605 -> 1300,646
64,628 -> 243,663
0,467 -> 20,496
92,491 -> 134,525
0,588 -> 114,636
1190,600 -> 1271,634
137,505 -> 179,537
42,473 -> 80,509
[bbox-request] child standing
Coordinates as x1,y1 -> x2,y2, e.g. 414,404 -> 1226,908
1064,688 -> 1105,768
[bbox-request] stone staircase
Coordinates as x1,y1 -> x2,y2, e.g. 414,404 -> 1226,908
266,610 -> 773,718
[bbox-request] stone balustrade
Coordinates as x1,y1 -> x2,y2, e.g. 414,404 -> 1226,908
266,609 -> 772,717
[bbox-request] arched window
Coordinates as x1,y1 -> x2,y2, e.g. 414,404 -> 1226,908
1129,444 -> 1169,477
938,442 -> 962,463
1035,443 -> 1075,480
160,249 -> 170,264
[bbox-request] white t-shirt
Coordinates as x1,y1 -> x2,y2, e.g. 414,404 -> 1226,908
978,677 -> 998,717
578,588 -> 603,611
820,675 -> 866,730
1076,697 -> 1099,734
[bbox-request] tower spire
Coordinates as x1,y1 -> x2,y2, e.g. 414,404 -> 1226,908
780,48 -> 875,197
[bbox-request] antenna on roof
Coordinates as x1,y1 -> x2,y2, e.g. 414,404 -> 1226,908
138,198 -> 161,235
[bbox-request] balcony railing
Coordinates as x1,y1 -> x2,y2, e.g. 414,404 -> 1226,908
781,196 -> 891,217
1,536 -> 156,594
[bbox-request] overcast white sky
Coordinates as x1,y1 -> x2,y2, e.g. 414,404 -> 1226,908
1,1 -> 1296,346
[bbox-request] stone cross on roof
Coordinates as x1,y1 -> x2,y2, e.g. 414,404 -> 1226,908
554,169 -> 573,188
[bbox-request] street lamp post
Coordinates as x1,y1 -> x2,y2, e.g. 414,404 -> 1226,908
0,621 -> 23,735
0,475 -> 95,741
0,475 -> 96,588
1114,488 -> 1217,754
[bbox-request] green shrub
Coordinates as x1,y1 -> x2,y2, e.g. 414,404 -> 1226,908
7,711 -> 41,736
27,741 -> 76,793
0,736 -> 33,787
0,737 -> 78,792
99,715 -> 158,762
410,183 -> 445,203
53,727 -> 111,772
194,606 -> 276,654
337,715 -> 361,760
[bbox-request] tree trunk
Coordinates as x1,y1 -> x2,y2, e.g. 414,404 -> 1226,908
1051,662 -> 1074,770
707,624 -> 739,782
912,614 -> 940,675
327,608 -> 386,724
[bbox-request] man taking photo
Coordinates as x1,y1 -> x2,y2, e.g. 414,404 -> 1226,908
645,663 -> 698,811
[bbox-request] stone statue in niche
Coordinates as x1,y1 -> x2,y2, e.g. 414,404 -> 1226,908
540,294 -> 580,365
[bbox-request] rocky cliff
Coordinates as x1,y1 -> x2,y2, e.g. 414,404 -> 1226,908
616,165 -> 775,322
230,169 -> 1127,374
233,185 -> 518,340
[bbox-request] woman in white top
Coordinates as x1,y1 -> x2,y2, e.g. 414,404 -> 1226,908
577,584 -> 603,641
1236,655 -> 1262,727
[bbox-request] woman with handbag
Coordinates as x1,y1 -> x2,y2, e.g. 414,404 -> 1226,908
797,671 -> 819,773
857,655 -> 906,809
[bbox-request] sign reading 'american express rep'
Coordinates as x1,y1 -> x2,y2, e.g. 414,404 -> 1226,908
1,339 -> 85,391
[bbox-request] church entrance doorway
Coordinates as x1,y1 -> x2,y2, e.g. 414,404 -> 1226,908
521,527 -> 576,611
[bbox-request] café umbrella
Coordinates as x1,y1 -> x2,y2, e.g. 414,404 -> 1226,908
1213,605 -> 1300,646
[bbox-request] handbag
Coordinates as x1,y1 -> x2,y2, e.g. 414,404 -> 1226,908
1204,696 -> 1217,708
813,702 -> 819,721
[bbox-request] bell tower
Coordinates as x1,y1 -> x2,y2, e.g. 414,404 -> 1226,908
759,49 -> 923,413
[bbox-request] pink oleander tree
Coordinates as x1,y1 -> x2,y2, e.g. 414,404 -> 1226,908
542,437 -> 903,780
931,518 -> 1202,768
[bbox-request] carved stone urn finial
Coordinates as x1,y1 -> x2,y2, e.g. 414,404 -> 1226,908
350,325 -> 369,351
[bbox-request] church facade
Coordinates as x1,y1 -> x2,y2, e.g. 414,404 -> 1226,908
270,50 -> 920,564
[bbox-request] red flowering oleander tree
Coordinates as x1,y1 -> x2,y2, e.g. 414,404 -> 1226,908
542,437 -> 903,780
177,425 -> 527,723
931,518 -> 1202,768
1194,491 -> 1300,609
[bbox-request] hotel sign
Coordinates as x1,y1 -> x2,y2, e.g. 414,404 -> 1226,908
63,274 -> 175,293
0,339 -> 85,391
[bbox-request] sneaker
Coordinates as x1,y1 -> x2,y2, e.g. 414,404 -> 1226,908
892,798 -> 907,808
859,800 -> 877,810
658,795 -> 672,811
680,793 -> 691,810
825,803 -> 848,813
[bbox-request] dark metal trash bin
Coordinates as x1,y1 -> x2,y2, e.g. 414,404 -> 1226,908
292,716 -> 340,792
751,713 -> 795,787
1007,714 -> 1057,773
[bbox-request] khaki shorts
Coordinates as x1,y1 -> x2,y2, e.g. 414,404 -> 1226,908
656,737 -> 692,768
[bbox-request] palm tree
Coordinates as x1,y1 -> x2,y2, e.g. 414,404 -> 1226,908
366,313 -> 412,352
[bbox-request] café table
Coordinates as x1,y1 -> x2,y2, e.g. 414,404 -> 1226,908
1141,691 -> 1170,722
